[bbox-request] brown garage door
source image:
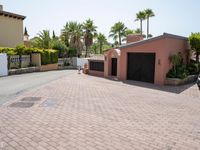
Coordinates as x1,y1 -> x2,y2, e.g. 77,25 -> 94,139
127,53 -> 155,83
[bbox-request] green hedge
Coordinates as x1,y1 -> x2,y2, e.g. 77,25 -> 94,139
0,46 -> 58,65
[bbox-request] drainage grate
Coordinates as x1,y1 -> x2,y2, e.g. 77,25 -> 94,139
9,102 -> 34,108
40,98 -> 57,107
20,97 -> 41,102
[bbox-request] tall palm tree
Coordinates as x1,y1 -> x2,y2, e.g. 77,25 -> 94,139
97,33 -> 107,54
61,22 -> 70,47
109,22 -> 127,45
83,19 -> 97,57
145,9 -> 155,39
68,21 -> 83,57
135,11 -> 146,36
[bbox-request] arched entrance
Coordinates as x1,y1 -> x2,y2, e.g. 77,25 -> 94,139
104,49 -> 121,78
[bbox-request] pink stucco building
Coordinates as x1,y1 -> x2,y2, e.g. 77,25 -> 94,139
88,33 -> 189,85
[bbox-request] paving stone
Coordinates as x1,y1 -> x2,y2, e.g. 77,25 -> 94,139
0,72 -> 200,150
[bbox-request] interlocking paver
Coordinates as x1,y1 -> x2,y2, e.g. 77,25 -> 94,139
0,71 -> 200,150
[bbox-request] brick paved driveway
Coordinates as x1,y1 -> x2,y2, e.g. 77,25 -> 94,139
0,72 -> 200,150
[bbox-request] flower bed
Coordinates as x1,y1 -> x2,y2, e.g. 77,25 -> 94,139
165,75 -> 198,85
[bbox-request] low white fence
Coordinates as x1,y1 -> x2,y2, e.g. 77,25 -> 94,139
58,57 -> 88,68
0,53 -> 8,76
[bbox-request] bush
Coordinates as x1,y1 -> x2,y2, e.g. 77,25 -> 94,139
187,62 -> 199,75
167,65 -> 189,79
49,49 -> 58,64
40,49 -> 58,65
50,40 -> 66,58
0,46 -> 58,65
0,47 -> 16,55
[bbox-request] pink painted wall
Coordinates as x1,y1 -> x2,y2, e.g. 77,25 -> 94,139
88,70 -> 104,77
104,49 -> 121,79
88,60 -> 104,77
104,37 -> 188,85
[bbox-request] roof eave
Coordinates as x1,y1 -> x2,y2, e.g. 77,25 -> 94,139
0,10 -> 26,20
119,33 -> 188,49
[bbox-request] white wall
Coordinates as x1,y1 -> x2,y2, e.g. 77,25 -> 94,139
77,58 -> 88,68
0,53 -> 8,76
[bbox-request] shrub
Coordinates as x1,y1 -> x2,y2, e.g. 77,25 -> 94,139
49,49 -> 58,64
187,62 -> 199,75
40,49 -> 58,65
0,47 -> 16,55
50,40 -> 66,58
0,46 -> 59,65
167,65 -> 189,79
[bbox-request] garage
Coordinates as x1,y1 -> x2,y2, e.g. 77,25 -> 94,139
127,53 -> 155,83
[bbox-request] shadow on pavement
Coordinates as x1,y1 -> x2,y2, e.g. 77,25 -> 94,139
122,80 -> 196,94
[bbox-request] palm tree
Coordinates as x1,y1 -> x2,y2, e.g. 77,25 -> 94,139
135,11 -> 146,36
123,29 -> 135,42
97,33 -> 107,54
34,30 -> 51,49
145,9 -> 155,39
61,22 -> 70,47
109,22 -> 127,45
68,21 -> 83,57
135,28 -> 142,34
82,19 -> 97,57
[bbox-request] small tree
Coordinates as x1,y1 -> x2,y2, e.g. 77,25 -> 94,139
15,45 -> 26,68
189,33 -> 200,63
169,53 -> 182,74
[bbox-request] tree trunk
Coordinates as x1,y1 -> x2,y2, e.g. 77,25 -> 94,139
140,20 -> 143,36
100,43 -> 102,54
147,17 -> 149,39
85,45 -> 88,58
196,51 -> 199,63
119,32 -> 121,45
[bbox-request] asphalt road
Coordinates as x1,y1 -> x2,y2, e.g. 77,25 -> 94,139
0,70 -> 76,105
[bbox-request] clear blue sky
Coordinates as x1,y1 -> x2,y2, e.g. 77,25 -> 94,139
1,0 -> 200,40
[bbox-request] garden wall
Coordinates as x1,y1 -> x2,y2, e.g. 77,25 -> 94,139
9,55 -> 30,69
0,53 -> 8,76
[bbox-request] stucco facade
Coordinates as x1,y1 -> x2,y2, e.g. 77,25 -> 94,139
104,33 -> 188,85
0,8 -> 25,48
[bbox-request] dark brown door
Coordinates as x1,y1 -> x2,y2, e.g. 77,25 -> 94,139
111,58 -> 117,76
127,53 -> 155,83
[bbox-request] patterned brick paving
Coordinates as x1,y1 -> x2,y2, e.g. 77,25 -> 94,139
0,72 -> 200,150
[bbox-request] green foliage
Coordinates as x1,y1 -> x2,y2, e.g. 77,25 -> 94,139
167,65 -> 189,79
189,32 -> 200,62
0,47 -> 16,55
169,53 -> 182,74
0,46 -> 58,65
50,40 -> 67,58
83,19 -> 97,57
68,47 -> 77,57
97,33 -> 107,54
167,52 -> 199,79
30,30 -> 51,49
186,61 -> 199,75
109,22 -> 127,45
15,45 -> 26,55
40,49 -> 58,65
